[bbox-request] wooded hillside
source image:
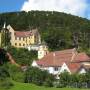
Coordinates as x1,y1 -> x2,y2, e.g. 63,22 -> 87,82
0,11 -> 90,52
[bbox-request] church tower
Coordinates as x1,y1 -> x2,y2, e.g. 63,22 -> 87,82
38,45 -> 49,59
0,22 -> 10,48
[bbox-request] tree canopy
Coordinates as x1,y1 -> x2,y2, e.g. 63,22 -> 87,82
0,11 -> 90,52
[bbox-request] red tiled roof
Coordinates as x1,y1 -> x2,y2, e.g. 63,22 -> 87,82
37,49 -> 75,67
15,29 -> 38,37
66,63 -> 81,73
15,31 -> 33,37
73,53 -> 90,62
36,49 -> 90,67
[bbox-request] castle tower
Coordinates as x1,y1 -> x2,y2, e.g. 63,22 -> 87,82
38,45 -> 48,59
0,22 -> 6,48
0,23 -> 10,48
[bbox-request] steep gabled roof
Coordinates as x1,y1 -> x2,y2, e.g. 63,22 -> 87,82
15,31 -> 33,37
37,48 -> 76,67
73,53 -> 90,62
36,48 -> 90,67
66,63 -> 81,73
15,29 -> 38,37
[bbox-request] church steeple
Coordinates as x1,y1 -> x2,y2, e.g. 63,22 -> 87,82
3,22 -> 6,29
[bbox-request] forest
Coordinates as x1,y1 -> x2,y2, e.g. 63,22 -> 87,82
0,11 -> 90,52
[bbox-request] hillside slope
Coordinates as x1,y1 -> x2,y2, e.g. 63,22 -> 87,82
0,11 -> 90,51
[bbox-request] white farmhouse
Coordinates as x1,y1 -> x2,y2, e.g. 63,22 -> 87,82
32,48 -> 90,76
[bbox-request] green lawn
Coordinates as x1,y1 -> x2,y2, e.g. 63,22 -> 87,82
9,81 -> 90,90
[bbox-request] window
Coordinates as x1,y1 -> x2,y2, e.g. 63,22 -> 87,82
15,43 -> 17,46
19,43 -> 21,46
23,44 -> 25,46
54,67 -> 58,71
19,37 -> 21,40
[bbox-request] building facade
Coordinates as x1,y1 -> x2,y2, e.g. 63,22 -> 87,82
32,48 -> 90,77
6,25 -> 41,48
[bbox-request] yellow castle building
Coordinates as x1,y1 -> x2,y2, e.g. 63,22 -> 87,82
0,24 -> 41,48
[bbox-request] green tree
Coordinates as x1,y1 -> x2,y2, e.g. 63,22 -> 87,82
0,49 -> 8,65
7,63 -> 25,82
25,67 -> 55,86
7,47 -> 37,65
0,65 -> 13,90
59,72 -> 71,87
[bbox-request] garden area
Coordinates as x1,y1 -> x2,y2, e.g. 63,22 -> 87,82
0,48 -> 90,90
9,81 -> 90,90
3,47 -> 90,89
0,63 -> 90,90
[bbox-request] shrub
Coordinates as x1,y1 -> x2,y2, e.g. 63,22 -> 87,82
25,67 -> 55,87
58,72 -> 90,88
0,65 -> 14,89
0,66 -> 10,80
44,74 -> 54,87
7,64 -> 25,83
59,72 -> 71,87
0,78 -> 14,89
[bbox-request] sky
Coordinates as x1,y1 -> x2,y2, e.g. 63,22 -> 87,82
0,0 -> 90,19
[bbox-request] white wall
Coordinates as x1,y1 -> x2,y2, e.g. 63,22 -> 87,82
48,67 -> 54,74
59,63 -> 71,74
32,61 -> 38,67
32,62 -> 61,75
45,67 -> 61,75
27,46 -> 39,51
79,68 -> 86,74
38,45 -> 49,59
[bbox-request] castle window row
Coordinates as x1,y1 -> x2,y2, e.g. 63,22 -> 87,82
15,43 -> 31,47
15,37 -> 33,41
